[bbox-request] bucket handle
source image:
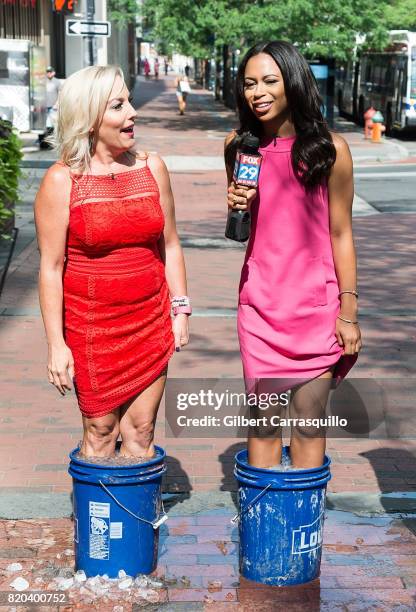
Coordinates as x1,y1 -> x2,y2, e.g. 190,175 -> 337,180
98,480 -> 168,530
230,483 -> 272,525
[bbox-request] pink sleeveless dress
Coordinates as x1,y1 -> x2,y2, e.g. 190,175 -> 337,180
237,134 -> 357,392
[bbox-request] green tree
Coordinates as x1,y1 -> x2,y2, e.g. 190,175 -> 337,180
143,0 -> 392,61
384,0 -> 416,31
108,0 -> 138,28
142,0 -> 401,107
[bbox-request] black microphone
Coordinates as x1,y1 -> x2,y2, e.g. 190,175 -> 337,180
225,134 -> 262,242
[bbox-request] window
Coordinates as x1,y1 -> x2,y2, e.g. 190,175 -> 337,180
411,48 -> 416,97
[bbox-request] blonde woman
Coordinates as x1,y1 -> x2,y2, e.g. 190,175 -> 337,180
34,65 -> 190,459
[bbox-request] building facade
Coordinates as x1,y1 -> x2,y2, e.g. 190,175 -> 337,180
0,0 -> 138,130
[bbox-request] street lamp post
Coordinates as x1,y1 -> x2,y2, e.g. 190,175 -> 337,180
86,0 -> 95,66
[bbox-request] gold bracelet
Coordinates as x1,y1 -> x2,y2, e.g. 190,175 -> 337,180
337,315 -> 358,324
338,290 -> 358,298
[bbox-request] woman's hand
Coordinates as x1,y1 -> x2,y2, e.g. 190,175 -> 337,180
227,181 -> 257,211
172,313 -> 189,352
47,343 -> 75,395
335,319 -> 362,355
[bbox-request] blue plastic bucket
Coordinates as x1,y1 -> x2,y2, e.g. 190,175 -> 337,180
234,446 -> 331,585
68,442 -> 167,578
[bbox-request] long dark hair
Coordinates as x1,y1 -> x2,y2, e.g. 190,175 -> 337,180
225,41 -> 336,189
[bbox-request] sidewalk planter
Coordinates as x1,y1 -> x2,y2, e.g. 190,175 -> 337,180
0,120 -> 22,296
0,226 -> 19,296
68,442 -> 168,578
0,119 -> 22,239
234,446 -> 331,585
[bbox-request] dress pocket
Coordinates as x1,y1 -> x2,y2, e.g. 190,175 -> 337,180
309,256 -> 328,307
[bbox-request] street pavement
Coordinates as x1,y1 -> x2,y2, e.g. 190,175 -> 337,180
0,75 -> 415,610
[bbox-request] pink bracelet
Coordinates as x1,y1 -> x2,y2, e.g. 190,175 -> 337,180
173,305 -> 192,316
171,295 -> 192,316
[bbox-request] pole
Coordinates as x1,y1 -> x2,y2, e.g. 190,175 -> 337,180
86,0 -> 95,66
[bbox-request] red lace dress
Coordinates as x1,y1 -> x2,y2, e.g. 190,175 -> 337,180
62,163 -> 174,418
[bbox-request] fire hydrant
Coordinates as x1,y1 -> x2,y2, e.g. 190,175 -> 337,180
364,106 -> 376,139
371,110 -> 386,143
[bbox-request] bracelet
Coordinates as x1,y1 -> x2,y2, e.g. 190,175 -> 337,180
339,290 -> 358,298
171,295 -> 190,307
337,315 -> 358,324
173,305 -> 192,316
171,295 -> 192,316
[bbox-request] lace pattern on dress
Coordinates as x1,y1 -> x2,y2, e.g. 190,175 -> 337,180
70,165 -> 159,208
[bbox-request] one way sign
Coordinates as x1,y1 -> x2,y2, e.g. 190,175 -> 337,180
66,20 -> 111,37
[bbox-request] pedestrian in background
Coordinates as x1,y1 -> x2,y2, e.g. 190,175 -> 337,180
39,66 -> 63,150
164,58 -> 169,76
175,65 -> 191,116
34,65 -> 190,459
225,41 -> 362,470
154,57 -> 160,79
144,57 -> 150,78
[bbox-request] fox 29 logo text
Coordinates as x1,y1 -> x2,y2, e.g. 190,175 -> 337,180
233,153 -> 262,187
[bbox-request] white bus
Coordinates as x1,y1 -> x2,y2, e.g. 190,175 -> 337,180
336,30 -> 416,133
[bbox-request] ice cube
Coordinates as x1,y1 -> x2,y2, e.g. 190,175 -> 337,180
58,567 -> 73,578
74,570 -> 87,583
86,576 -> 99,587
208,579 -> 222,591
118,577 -> 133,590
10,577 -> 29,591
79,586 -> 95,601
136,588 -> 160,603
134,575 -> 148,587
57,577 -> 74,590
6,563 -> 22,572
180,576 -> 191,587
147,577 -> 163,588
118,569 -> 127,579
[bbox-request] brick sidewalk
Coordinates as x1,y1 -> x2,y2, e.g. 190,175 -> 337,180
1,75 -> 415,495
0,508 -> 415,610
0,74 -> 415,610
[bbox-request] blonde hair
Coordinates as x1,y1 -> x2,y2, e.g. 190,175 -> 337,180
52,65 -> 125,173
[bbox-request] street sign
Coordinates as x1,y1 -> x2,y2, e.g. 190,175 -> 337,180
66,20 -> 111,37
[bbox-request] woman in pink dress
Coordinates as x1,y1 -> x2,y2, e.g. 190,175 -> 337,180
225,41 -> 362,469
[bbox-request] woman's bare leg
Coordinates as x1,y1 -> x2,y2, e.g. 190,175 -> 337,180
118,370 -> 167,458
247,379 -> 285,467
248,436 -> 283,468
289,367 -> 335,468
80,410 -> 120,457
247,367 -> 334,468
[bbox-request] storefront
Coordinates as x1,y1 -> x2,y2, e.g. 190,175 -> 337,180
0,0 -> 42,44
